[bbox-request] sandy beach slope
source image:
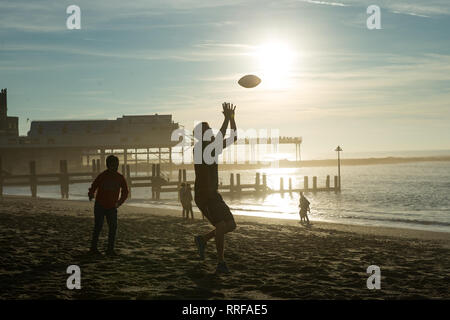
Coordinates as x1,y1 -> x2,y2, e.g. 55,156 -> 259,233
0,196 -> 449,299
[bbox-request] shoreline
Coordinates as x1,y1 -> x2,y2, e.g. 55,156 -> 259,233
2,193 -> 449,237
3,194 -> 450,243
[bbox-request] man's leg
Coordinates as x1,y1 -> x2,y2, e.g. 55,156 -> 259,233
215,221 -> 226,262
90,204 -> 105,251
105,209 -> 118,253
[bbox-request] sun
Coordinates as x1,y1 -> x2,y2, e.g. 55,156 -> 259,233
254,42 -> 296,89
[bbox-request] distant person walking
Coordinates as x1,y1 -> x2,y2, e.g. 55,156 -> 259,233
299,192 -> 311,225
193,103 -> 238,274
179,182 -> 187,218
184,183 -> 194,219
88,155 -> 128,256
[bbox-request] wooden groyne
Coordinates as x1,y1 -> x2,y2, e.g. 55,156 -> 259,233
0,157 -> 340,200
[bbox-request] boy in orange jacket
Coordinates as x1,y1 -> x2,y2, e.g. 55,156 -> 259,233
88,155 -> 128,256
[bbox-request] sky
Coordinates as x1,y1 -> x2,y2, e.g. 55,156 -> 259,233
1,0 -> 450,159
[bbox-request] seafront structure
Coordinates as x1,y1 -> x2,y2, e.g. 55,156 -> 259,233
0,88 -> 302,175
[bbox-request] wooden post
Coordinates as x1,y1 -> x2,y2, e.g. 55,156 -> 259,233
334,176 -> 339,191
0,157 -> 3,197
29,161 -> 37,198
100,149 -> 105,172
156,164 -> 161,200
60,160 -> 69,199
177,169 -> 182,201
135,148 -> 138,177
151,164 -> 156,200
96,159 -> 101,173
182,169 -> 186,182
126,165 -> 132,199
236,173 -> 241,196
289,177 -> 292,192
313,176 -> 317,191
59,160 -> 64,199
92,159 -> 96,178
326,175 -> 330,189
255,172 -> 260,192
146,148 -> 150,177
280,177 -> 284,192
230,173 -> 234,194
168,147 -> 173,177
262,174 -> 267,192
304,176 -> 309,190
65,160 -> 69,198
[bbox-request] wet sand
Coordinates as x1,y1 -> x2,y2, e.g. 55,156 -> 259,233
0,195 -> 449,299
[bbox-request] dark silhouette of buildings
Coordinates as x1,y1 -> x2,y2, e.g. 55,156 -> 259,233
0,88 -> 180,174
0,89 -> 18,137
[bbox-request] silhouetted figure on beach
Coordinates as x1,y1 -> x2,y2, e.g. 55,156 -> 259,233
193,103 -> 238,274
179,182 -> 187,218
299,192 -> 310,225
184,184 -> 194,219
88,155 -> 128,256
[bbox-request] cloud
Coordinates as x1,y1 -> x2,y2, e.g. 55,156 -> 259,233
0,42 -> 247,63
300,0 -> 348,7
391,11 -> 430,18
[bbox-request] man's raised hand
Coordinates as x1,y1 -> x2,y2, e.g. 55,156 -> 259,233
222,102 -> 236,119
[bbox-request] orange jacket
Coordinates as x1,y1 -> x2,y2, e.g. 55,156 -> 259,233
88,170 -> 129,209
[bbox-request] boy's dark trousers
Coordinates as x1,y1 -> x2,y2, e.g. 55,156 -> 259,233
91,202 -> 117,251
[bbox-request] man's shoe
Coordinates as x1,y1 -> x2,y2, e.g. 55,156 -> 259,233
194,235 -> 206,260
215,261 -> 230,274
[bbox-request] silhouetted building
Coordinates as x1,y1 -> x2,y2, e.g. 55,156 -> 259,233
0,88 -> 180,174
27,114 -> 178,148
0,89 -> 19,137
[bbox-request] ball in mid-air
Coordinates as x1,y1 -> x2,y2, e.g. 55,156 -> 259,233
238,74 -> 261,88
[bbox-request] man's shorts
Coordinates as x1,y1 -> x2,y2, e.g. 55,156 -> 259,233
195,191 -> 235,226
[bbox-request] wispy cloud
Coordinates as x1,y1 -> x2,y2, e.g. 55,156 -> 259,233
300,0 -> 348,7
0,43 -> 248,63
392,10 -> 430,18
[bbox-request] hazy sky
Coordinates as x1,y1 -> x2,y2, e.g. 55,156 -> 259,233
1,0 -> 450,159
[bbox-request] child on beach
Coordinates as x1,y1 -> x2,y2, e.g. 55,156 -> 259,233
299,192 -> 311,225
88,155 -> 128,256
193,103 -> 238,274
184,184 -> 194,219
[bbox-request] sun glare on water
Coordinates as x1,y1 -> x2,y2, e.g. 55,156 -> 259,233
254,42 -> 297,89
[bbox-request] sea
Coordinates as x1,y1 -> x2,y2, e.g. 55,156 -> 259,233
3,150 -> 450,233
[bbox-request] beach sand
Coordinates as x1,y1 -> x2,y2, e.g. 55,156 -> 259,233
0,195 -> 449,299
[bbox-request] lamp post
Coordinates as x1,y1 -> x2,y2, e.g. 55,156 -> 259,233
335,145 -> 343,191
